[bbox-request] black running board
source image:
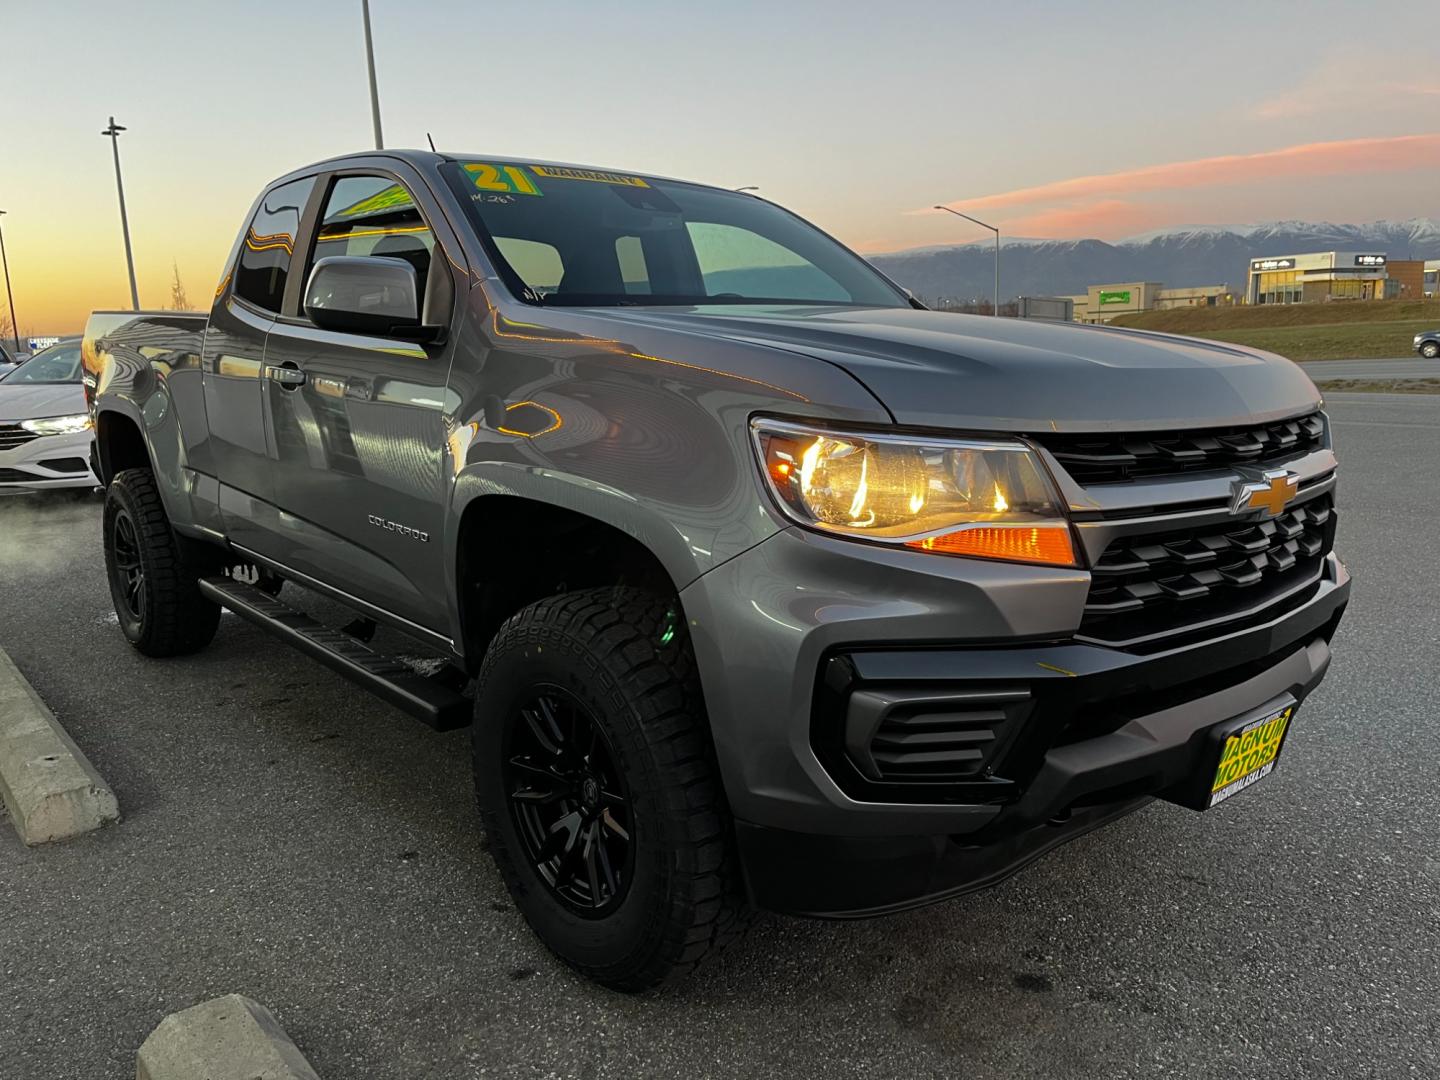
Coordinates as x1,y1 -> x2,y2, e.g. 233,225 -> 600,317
198,576 -> 471,731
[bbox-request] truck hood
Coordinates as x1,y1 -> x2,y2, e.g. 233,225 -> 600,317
581,306 -> 1322,433
0,382 -> 87,423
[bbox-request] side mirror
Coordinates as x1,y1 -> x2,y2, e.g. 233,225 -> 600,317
304,256 -> 430,338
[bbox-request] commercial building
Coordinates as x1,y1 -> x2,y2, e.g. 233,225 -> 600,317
1062,249 -> 1437,323
1386,259 -> 1427,301
1066,282 -> 1234,324
1243,251 -> 1426,305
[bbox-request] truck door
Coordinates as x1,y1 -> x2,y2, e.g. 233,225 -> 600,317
202,175 -> 317,551
253,169 -> 457,632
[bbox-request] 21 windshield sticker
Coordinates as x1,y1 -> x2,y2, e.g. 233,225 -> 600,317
464,163 -> 543,198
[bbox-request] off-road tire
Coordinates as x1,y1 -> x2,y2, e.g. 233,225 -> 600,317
103,468 -> 221,657
473,586 -> 751,991
1422,341 -> 1439,359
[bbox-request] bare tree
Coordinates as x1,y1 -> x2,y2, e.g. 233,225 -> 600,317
169,260 -> 191,311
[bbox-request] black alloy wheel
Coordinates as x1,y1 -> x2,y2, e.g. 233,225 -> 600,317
473,587 -> 752,989
109,507 -> 146,622
504,688 -> 633,915
102,467 -> 221,657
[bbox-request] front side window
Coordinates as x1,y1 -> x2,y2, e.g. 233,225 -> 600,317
234,176 -> 315,312
8,343 -> 82,383
442,160 -> 907,309
309,175 -> 435,301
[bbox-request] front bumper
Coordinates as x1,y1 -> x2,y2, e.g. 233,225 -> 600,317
681,526 -> 1349,918
0,429 -> 99,490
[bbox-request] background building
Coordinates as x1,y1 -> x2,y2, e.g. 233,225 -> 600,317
1066,282 -> 1234,323
1015,296 -> 1074,321
1386,260 -> 1427,300
1246,252 -> 1394,304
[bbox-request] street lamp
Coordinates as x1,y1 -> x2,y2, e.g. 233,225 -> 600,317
361,0 -> 384,149
934,205 -> 1000,316
102,117 -> 140,310
0,210 -> 19,355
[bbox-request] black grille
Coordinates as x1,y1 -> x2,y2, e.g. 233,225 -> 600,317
867,688 -> 1029,781
0,424 -> 40,451
1081,494 -> 1336,645
836,684 -> 1033,785
1036,412 -> 1325,484
0,468 -> 32,482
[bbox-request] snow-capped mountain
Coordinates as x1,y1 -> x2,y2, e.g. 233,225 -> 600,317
866,219 -> 1440,303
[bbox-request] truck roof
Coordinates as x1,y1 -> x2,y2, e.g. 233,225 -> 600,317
273,149 -> 727,196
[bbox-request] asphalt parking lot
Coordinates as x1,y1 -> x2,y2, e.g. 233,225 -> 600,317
1,392 -> 1437,1079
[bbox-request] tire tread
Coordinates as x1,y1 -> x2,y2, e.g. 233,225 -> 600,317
104,468 -> 220,657
475,586 -> 752,991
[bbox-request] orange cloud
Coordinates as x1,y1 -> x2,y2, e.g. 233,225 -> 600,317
997,199 -> 1176,239
933,134 -> 1440,215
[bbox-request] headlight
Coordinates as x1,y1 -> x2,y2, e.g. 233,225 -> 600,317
751,418 -> 1078,567
20,413 -> 93,436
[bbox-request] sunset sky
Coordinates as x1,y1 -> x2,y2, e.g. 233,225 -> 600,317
4,0 -> 1438,333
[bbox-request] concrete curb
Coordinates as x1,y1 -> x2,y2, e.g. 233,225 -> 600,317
136,995 -> 321,1080
0,646 -> 120,845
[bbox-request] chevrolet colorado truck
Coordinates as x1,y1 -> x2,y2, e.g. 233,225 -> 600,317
84,151 -> 1349,990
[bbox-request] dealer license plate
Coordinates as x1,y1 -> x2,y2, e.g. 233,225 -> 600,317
1207,703 -> 1293,808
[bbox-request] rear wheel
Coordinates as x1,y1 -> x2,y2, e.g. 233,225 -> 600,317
1422,341 -> 1439,359
473,587 -> 750,991
103,468 -> 220,657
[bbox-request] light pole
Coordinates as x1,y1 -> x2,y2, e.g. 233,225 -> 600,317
0,211 -> 19,355
102,117 -> 140,310
361,0 -> 384,149
934,205 -> 1000,316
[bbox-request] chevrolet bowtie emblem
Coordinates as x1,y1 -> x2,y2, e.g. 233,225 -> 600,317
1230,469 -> 1299,517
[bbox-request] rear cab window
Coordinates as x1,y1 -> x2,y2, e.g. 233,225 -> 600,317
233,177 -> 315,312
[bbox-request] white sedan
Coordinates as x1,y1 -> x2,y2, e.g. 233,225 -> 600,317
0,338 -> 99,493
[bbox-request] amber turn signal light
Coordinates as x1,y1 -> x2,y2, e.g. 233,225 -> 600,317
905,524 -> 1077,567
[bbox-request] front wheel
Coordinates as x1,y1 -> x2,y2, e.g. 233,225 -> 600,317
103,468 -> 221,657
1422,341 -> 1439,359
472,587 -> 751,991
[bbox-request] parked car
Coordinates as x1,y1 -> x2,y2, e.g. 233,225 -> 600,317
0,336 -> 99,492
1415,330 -> 1439,358
85,150 -> 1349,990
0,340 -> 20,379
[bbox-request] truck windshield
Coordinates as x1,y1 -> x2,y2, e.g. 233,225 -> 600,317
442,161 -> 908,309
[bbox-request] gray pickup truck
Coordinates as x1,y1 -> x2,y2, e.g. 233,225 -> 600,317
85,150 -> 1349,990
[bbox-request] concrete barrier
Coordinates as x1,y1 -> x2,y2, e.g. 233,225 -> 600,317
0,646 -> 120,845
136,994 -> 321,1080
